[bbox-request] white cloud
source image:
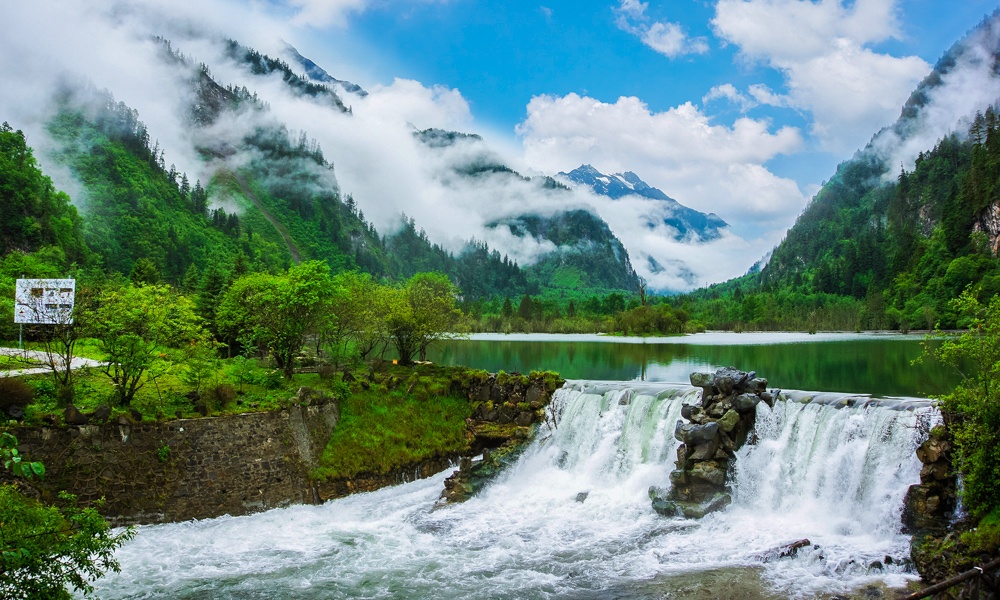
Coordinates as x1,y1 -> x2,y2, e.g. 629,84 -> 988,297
286,0 -> 369,27
712,0 -> 930,153
702,83 -> 755,111
283,0 -> 451,28
517,93 -> 806,241
613,0 -> 708,58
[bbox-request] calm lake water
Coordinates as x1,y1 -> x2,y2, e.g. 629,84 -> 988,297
429,332 -> 956,398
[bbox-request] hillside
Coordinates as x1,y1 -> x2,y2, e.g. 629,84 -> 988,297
677,12 -> 1000,331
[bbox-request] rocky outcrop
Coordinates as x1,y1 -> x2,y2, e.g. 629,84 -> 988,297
440,372 -> 563,503
974,201 -> 1000,255
650,367 -> 776,519
903,425 -> 957,533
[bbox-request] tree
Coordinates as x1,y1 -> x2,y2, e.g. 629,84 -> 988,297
325,271 -> 392,365
0,432 -> 134,598
389,272 -> 463,364
927,288 -> 1000,520
87,283 -> 206,406
217,261 -> 334,378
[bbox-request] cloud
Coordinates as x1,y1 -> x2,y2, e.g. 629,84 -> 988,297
613,0 -> 708,58
712,0 -> 930,153
517,92 -> 806,240
702,83 -> 755,111
873,17 -> 1000,174
281,0 -> 452,28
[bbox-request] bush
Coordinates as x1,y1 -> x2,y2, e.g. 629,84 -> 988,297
317,364 -> 336,380
208,384 -> 236,409
0,378 -> 34,418
929,289 -> 1000,519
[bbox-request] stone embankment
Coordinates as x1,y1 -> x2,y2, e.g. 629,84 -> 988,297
650,367 -> 776,518
440,371 -> 563,502
5,371 -> 562,524
8,387 -> 338,525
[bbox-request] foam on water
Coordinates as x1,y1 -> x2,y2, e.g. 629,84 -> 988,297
91,382 -> 933,599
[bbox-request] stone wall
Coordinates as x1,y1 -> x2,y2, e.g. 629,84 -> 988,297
8,389 -> 338,525
6,372 -> 563,524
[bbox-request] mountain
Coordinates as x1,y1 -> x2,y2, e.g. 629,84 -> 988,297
283,43 -> 369,98
411,130 -> 640,293
486,210 -> 640,293
694,10 -> 1000,331
559,164 -> 728,241
23,42 -> 532,303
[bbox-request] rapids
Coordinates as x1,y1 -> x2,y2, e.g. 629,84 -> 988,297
90,381 -> 934,599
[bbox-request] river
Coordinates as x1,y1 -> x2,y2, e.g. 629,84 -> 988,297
90,333 -> 945,598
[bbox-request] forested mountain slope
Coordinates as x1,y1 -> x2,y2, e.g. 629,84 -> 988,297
678,11 -> 1000,331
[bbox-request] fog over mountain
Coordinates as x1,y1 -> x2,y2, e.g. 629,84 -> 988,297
1,1 -> 999,292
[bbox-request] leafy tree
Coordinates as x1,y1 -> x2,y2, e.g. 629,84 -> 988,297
389,273 -> 463,364
86,283 -> 207,406
0,432 -> 134,598
927,288 -> 1000,520
217,261 -> 334,378
325,271 -> 392,365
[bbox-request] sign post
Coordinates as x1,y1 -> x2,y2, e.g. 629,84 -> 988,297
14,279 -> 76,331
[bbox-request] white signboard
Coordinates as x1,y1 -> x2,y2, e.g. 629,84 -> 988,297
14,279 -> 75,325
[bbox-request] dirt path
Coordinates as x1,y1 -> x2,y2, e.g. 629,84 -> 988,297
0,347 -> 104,377
229,171 -> 303,264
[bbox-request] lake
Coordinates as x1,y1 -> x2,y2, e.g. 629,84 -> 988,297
429,331 -> 956,398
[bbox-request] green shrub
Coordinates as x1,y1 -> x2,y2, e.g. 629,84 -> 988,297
0,378 -> 34,417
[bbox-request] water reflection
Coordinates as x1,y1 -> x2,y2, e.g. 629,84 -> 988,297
428,334 -> 955,397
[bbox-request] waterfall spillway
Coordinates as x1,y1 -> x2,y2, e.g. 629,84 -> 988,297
93,381 -> 935,599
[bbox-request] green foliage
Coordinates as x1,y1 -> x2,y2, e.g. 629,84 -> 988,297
388,272 -> 464,364
0,433 -> 133,598
0,122 -> 87,263
218,261 -> 334,378
314,382 -> 471,481
86,283 -> 208,406
928,288 -> 1000,519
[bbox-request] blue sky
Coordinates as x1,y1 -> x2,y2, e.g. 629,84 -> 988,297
5,0 -> 1000,288
295,0 -> 1000,189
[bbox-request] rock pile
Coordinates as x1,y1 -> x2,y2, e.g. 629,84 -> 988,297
650,367 -> 776,518
903,425 -> 956,532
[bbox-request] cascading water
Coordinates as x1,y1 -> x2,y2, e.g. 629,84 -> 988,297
90,382 -> 934,599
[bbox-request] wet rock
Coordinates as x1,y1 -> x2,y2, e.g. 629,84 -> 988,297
680,403 -> 702,420
687,437 -> 720,462
673,492 -> 732,519
90,404 -> 111,422
690,461 -> 726,486
916,438 -> 950,464
64,404 -> 88,426
689,372 -> 714,388
682,422 -> 719,445
717,409 -> 740,433
575,492 -> 589,503
733,393 -> 761,414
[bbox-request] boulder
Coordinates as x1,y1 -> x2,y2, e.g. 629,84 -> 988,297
674,492 -> 732,519
687,437 -> 720,462
718,409 -> 740,433
689,372 -> 714,388
682,422 -> 719,445
64,404 -> 88,425
690,461 -> 726,486
734,393 -> 761,414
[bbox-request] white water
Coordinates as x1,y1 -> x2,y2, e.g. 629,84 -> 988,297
91,382 -> 933,599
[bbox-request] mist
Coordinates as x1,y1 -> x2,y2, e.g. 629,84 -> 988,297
4,0 -> 994,294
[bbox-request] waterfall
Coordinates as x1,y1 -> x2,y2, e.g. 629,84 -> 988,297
92,381 -> 935,599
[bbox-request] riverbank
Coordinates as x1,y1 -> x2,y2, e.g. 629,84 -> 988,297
4,364 -> 562,524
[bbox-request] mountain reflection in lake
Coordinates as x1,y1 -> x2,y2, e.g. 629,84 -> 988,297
428,332 -> 953,398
